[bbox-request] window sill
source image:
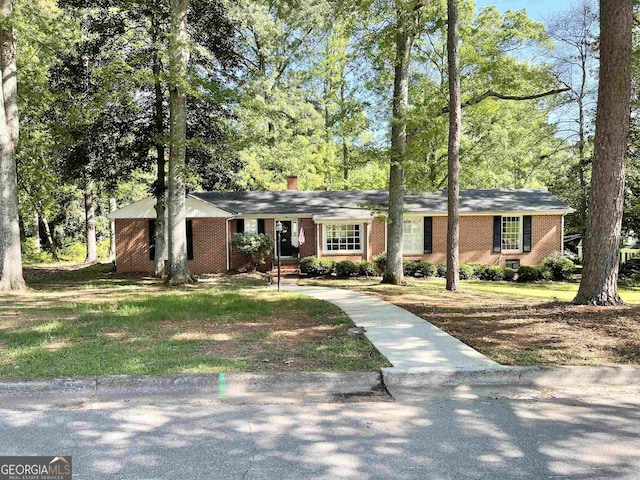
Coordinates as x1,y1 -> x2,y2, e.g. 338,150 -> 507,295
322,251 -> 364,255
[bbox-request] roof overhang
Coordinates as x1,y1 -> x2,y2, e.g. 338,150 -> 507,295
109,195 -> 232,219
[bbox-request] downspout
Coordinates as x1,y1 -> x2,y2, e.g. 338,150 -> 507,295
561,215 -> 565,255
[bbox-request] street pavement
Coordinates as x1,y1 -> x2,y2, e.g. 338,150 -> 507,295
1,385 -> 639,479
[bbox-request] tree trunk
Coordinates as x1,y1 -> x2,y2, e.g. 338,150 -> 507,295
574,0 -> 632,306
0,0 -> 25,291
84,174 -> 97,263
166,0 -> 193,285
446,0 -> 461,292
40,212 -> 58,261
109,196 -> 117,263
32,210 -> 40,253
152,42 -> 167,278
382,1 -> 414,285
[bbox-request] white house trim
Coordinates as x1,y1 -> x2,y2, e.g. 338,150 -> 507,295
109,196 -> 231,219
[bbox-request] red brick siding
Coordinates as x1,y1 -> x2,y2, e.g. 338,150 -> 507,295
404,215 -> 562,266
298,217 -> 316,258
115,219 -> 153,273
370,218 -> 386,258
116,213 -> 565,274
189,218 -> 227,274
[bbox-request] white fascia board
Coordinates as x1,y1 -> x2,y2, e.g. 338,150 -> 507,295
109,196 -> 232,219
406,210 -> 573,217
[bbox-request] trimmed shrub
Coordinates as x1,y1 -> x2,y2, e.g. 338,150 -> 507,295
436,263 -> 447,277
300,256 -> 335,277
503,268 -> 516,282
358,261 -> 377,277
517,265 -> 539,282
232,233 -> 275,271
336,260 -> 360,278
403,260 -> 421,277
373,252 -> 387,272
538,265 -> 553,281
480,265 -> 505,281
465,262 -> 485,279
458,264 -> 474,280
416,261 -> 437,278
542,252 -> 576,281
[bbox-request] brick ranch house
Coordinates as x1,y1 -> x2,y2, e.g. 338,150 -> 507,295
110,179 -> 572,275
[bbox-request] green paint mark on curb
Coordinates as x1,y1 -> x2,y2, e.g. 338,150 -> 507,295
219,372 -> 226,398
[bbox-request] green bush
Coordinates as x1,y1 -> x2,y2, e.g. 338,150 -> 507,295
503,268 -> 516,282
232,233 -> 275,271
373,252 -> 387,272
542,252 -> 576,281
403,260 -> 421,277
459,264 -> 474,280
336,260 -> 360,278
517,265 -> 539,282
538,265 -> 553,281
358,261 -> 377,277
480,265 -> 505,281
97,239 -> 111,262
436,263 -> 447,277
300,256 -> 335,277
416,261 -> 437,278
21,238 -> 52,264
465,262 -> 485,279
62,242 -> 86,262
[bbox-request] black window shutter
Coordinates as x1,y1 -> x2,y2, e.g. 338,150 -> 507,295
237,219 -> 245,233
523,215 -> 532,252
493,216 -> 502,253
258,219 -> 265,234
149,220 -> 156,261
187,219 -> 194,260
423,217 -> 433,253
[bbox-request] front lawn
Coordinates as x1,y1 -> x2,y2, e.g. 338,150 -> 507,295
0,265 -> 389,378
299,277 -> 640,366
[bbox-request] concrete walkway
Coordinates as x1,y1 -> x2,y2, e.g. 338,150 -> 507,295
278,283 -> 497,370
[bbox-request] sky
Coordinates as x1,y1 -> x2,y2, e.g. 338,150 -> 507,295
474,0 -> 574,20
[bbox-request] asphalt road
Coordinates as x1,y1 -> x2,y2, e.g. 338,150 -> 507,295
1,386 -> 639,479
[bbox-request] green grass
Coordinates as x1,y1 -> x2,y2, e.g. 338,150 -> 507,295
0,268 -> 390,377
464,279 -> 640,304
300,276 -> 640,304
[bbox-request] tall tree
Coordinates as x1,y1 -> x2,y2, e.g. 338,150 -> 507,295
445,0 -> 460,291
574,0 -> 632,306
382,0 -> 420,285
0,0 -> 25,291
166,0 -> 193,284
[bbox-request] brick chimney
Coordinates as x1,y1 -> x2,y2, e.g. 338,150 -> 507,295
286,175 -> 298,190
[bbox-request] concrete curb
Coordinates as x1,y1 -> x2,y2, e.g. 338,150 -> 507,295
0,372 -> 384,398
382,365 -> 640,388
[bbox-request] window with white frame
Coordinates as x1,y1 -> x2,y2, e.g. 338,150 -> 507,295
403,218 -> 423,254
502,216 -> 521,252
324,224 -> 362,252
244,219 -> 258,234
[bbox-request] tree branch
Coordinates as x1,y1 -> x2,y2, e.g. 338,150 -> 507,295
438,87 -> 571,115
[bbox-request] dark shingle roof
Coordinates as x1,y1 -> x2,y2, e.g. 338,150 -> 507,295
190,189 -> 571,216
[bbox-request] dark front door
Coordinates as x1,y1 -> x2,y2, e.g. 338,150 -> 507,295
279,221 -> 294,257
